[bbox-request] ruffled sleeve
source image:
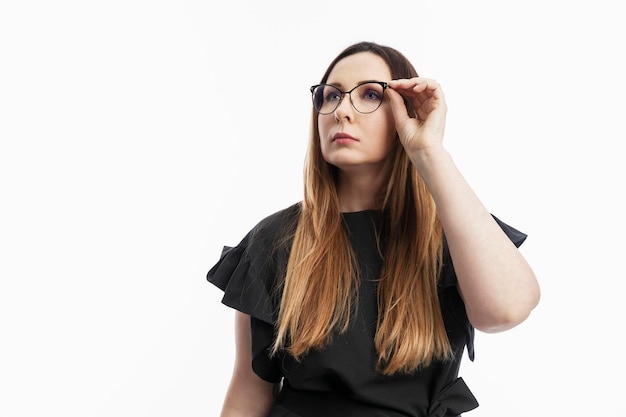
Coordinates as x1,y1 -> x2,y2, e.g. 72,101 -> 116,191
206,203 -> 300,382
492,215 -> 527,248
438,215 -> 529,362
427,377 -> 479,417
208,239 -> 276,324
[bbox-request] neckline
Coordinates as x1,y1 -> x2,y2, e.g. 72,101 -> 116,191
341,209 -> 378,217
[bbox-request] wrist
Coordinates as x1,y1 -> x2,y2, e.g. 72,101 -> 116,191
409,144 -> 451,174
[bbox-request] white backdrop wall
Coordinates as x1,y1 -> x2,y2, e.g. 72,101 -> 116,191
1,1 -> 624,416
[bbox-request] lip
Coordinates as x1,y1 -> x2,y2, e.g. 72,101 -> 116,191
332,132 -> 358,143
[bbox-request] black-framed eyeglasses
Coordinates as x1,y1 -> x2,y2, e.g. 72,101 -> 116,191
310,81 -> 388,115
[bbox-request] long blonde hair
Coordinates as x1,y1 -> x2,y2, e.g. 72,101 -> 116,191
272,42 -> 451,375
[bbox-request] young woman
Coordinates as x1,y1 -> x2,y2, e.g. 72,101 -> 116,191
207,41 -> 540,417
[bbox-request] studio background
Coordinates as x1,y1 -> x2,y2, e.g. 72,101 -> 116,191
1,1 -> 623,416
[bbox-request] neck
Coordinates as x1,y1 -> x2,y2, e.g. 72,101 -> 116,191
336,168 -> 387,213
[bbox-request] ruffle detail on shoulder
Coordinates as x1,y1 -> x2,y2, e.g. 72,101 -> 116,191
207,203 -> 300,323
492,215 -> 527,248
207,203 -> 300,383
207,240 -> 276,323
427,377 -> 479,417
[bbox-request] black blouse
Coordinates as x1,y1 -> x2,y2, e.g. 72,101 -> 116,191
207,202 -> 527,417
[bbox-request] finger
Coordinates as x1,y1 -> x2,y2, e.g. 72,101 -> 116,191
390,78 -> 445,110
413,78 -> 445,101
389,77 -> 435,89
386,87 -> 412,125
388,77 -> 420,94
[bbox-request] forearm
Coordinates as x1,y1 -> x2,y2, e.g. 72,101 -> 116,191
220,378 -> 274,417
220,312 -> 275,416
411,145 -> 540,332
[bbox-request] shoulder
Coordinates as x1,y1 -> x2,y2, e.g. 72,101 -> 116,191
242,202 -> 301,265
249,202 -> 301,244
207,203 -> 301,324
254,202 -> 301,232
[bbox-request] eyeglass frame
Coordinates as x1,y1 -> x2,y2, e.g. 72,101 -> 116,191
309,81 -> 389,115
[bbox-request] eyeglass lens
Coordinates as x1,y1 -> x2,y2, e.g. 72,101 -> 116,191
312,83 -> 385,114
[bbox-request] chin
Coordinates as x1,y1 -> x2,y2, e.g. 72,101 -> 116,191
324,157 -> 359,171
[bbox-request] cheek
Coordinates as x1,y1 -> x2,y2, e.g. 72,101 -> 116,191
317,116 -> 332,155
374,111 -> 397,151
317,116 -> 331,139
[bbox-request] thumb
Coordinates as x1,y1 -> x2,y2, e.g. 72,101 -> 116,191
387,87 -> 411,126
386,87 -> 419,144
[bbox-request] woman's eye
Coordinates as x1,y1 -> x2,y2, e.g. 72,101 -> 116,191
326,91 -> 341,102
362,89 -> 381,101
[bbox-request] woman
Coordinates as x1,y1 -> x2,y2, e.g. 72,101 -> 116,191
207,41 -> 540,417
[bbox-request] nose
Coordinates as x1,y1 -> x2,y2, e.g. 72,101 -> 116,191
333,93 -> 353,121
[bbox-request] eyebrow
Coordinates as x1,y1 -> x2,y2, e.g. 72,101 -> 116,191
326,80 -> 384,89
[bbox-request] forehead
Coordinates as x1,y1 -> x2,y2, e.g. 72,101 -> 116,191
326,52 -> 391,87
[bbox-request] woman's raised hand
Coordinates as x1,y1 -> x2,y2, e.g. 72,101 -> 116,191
387,77 -> 448,159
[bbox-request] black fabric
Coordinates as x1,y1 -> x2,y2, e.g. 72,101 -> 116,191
207,203 -> 527,416
267,377 -> 479,417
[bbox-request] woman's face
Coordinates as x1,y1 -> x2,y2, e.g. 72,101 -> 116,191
318,52 -> 397,175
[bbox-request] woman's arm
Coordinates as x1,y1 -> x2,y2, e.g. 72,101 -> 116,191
413,145 -> 539,332
388,78 -> 540,333
220,311 -> 275,417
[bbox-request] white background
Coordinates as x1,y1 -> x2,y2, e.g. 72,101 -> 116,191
1,0 -> 624,416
